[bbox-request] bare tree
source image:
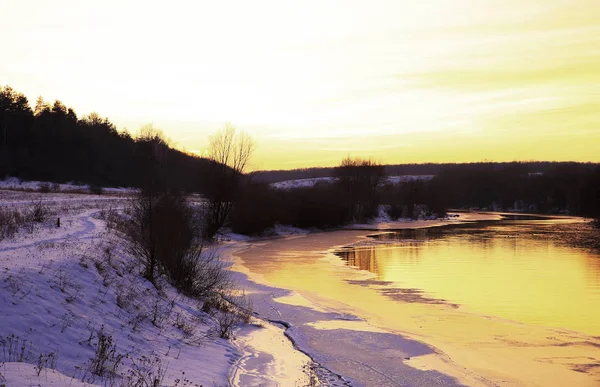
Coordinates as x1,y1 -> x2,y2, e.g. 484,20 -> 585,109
208,123 -> 254,174
121,192 -> 160,283
117,126 -> 170,284
204,124 -> 255,238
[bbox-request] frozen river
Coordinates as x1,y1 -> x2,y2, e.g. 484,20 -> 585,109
232,214 -> 600,386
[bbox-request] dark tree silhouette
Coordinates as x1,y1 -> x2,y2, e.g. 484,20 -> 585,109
334,157 -> 385,222
203,124 -> 255,238
0,85 -> 226,195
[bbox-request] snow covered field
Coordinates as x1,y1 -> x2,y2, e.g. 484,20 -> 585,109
0,177 -> 133,195
0,188 -> 317,387
270,175 -> 434,190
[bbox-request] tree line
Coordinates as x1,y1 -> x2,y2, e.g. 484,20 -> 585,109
253,161 -> 600,185
232,157 -> 398,234
430,162 -> 600,218
0,85 -> 224,193
235,160 -> 600,235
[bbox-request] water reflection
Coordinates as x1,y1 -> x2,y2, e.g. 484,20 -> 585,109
336,219 -> 600,335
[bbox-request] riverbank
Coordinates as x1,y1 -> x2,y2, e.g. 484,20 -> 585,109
227,214 -> 600,386
0,190 -> 318,387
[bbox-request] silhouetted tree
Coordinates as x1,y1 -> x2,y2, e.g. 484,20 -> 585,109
204,124 -> 255,238
0,86 -> 33,177
0,85 -> 224,194
334,157 -> 385,222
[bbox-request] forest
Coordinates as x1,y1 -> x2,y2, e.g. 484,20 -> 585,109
0,85 -> 222,194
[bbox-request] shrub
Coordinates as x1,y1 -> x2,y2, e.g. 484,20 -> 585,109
0,334 -> 57,376
230,182 -> 277,235
164,246 -> 231,299
118,192 -> 231,298
0,334 -> 33,363
230,183 -> 352,234
380,180 -> 448,219
118,192 -> 163,283
201,293 -> 228,314
205,292 -> 253,339
88,184 -> 104,195
123,355 -> 166,387
30,200 -> 49,223
385,204 -> 404,220
278,185 -> 351,229
99,206 -> 121,232
213,311 -> 239,339
0,208 -> 26,240
38,182 -> 51,193
34,352 -> 57,376
153,194 -> 232,298
88,328 -> 124,378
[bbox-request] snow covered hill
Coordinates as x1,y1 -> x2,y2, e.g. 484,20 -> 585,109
0,189 -> 315,387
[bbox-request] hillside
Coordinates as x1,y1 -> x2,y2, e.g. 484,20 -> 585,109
0,189 -> 316,386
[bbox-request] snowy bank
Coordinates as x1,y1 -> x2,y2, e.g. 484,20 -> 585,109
0,196 -> 316,387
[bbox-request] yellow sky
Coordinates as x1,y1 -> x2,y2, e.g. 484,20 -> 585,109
2,0 -> 599,170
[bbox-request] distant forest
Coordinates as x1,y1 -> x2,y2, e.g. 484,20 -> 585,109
0,85 -> 222,193
254,164 -> 600,221
252,162 -> 599,184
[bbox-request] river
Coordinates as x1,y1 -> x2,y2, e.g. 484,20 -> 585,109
231,213 -> 600,386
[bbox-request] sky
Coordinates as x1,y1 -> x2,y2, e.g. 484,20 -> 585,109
1,0 -> 599,170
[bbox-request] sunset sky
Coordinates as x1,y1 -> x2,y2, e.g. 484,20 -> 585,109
2,0 -> 599,170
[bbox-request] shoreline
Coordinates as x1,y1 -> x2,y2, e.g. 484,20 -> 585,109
226,214 -> 600,386
225,230 -> 481,386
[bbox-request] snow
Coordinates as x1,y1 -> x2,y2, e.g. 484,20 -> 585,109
271,224 -> 310,237
0,189 -> 315,387
347,206 -> 465,231
271,177 -> 335,190
385,175 -> 434,184
229,323 -> 310,386
270,175 -> 434,190
217,224 -> 308,244
0,363 -> 92,387
0,177 -> 134,195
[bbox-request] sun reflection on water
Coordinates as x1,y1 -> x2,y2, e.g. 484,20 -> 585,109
336,220 -> 600,335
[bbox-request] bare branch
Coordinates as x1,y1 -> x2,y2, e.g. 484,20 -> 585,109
204,124 -> 255,238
